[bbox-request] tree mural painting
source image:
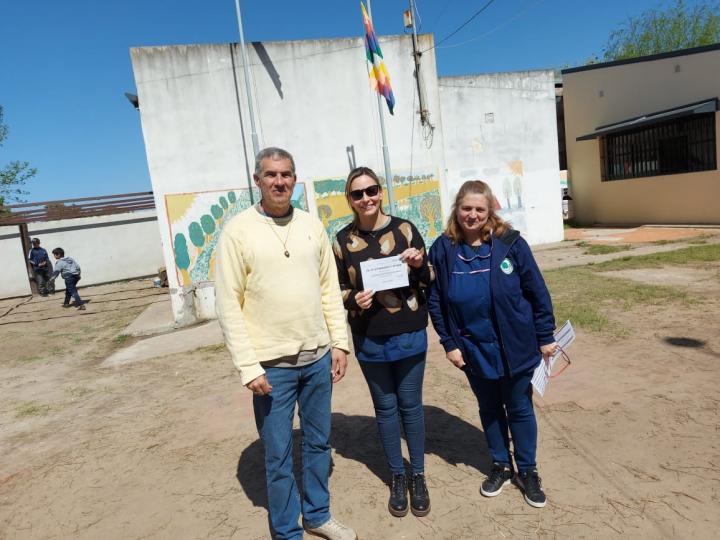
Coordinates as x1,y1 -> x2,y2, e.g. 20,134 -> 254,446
211,204 -> 223,222
219,196 -> 229,210
188,221 -> 205,255
174,233 -> 191,285
513,176 -> 523,209
200,214 -> 216,243
502,178 -> 513,209
227,191 -> 237,204
419,196 -> 441,238
318,204 -> 332,229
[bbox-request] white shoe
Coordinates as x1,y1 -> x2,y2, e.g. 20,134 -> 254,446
303,517 -> 358,540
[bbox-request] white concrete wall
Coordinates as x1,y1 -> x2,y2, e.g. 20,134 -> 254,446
0,226 -> 32,298
131,36 -> 447,324
0,210 -> 164,299
439,70 -> 564,245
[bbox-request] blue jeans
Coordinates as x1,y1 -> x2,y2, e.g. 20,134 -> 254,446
466,369 -> 537,472
63,275 -> 83,306
359,353 -> 426,475
253,352 -> 332,540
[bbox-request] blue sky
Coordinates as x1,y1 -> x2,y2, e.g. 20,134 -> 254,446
2,0 -> 672,202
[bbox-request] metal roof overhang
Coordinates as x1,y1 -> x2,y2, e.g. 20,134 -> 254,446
576,98 -> 719,141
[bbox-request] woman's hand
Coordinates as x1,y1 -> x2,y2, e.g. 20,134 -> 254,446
400,248 -> 424,269
355,289 -> 374,310
446,348 -> 466,369
540,342 -> 558,363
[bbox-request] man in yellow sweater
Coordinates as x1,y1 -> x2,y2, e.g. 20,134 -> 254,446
215,148 -> 356,540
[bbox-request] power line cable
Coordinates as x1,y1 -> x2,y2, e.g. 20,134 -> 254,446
422,0 -> 497,53
438,0 -> 544,50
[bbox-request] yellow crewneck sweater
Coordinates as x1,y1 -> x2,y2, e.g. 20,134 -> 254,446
215,206 -> 349,385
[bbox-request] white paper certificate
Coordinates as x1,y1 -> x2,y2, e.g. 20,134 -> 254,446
359,256 -> 409,292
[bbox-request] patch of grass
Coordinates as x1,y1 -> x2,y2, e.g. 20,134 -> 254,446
591,244 -> 720,272
582,244 -> 631,256
545,266 -> 689,336
18,354 -> 42,363
15,401 -> 50,418
651,238 -> 686,246
197,343 -> 227,353
688,238 -> 708,245
65,386 -> 93,399
113,334 -> 131,345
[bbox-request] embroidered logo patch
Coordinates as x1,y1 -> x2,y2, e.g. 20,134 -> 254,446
500,258 -> 514,275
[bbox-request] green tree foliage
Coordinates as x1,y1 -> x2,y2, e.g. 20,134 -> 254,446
599,0 -> 720,62
227,191 -> 237,204
219,196 -> 229,209
200,214 -> 216,235
174,233 -> 190,270
0,105 -> 37,205
188,221 -> 205,248
211,204 -> 223,220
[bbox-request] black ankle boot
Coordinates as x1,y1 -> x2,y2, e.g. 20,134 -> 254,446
388,473 -> 408,517
409,473 -> 430,517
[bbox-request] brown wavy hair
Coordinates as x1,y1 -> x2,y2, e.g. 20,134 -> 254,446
344,166 -> 387,230
444,180 -> 510,243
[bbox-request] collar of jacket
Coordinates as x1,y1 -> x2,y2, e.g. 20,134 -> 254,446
490,228 -> 520,270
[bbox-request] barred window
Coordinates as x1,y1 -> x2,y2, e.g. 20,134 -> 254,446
600,113 -> 716,181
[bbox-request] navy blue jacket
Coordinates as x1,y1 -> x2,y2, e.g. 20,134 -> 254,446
428,229 -> 555,377
28,247 -> 51,271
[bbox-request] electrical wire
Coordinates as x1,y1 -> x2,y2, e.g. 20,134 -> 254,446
437,0 -> 545,50
422,0 -> 497,53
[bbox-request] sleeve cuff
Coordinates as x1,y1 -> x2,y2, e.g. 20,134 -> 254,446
238,362 -> 266,386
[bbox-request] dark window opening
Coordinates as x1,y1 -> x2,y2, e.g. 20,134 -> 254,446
601,113 -> 716,181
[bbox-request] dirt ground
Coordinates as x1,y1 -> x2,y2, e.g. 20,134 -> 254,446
1,238 -> 720,539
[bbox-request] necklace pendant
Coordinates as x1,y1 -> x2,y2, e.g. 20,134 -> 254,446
284,250 -> 290,258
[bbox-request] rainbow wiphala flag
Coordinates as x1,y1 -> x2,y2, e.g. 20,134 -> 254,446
360,2 -> 395,114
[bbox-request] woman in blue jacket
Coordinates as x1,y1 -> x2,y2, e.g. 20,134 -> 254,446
428,180 -> 557,508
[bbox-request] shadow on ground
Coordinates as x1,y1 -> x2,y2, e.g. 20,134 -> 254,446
235,405 -> 490,511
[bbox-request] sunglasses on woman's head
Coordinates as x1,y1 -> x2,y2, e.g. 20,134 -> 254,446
349,184 -> 381,201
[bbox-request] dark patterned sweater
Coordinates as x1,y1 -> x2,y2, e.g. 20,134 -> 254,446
333,216 -> 433,337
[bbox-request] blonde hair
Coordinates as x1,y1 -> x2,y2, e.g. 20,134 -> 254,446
444,180 -> 510,243
344,166 -> 386,230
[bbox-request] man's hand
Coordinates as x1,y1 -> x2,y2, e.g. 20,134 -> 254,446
354,289 -> 374,310
331,347 -> 348,383
400,248 -> 423,269
246,374 -> 272,396
446,348 -> 466,369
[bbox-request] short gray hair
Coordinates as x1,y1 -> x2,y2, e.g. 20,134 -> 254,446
254,147 -> 296,177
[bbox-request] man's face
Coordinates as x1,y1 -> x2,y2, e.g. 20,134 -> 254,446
254,157 -> 296,211
32,241 -> 40,248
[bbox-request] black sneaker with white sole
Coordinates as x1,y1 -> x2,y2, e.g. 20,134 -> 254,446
516,469 -> 546,508
480,462 -> 514,497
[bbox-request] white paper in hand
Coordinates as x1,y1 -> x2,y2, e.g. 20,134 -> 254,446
360,256 -> 409,292
531,320 -> 575,397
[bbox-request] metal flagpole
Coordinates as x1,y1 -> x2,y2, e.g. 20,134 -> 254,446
234,0 -> 260,203
366,0 -> 395,214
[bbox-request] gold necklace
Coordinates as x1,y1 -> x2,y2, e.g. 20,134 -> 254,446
265,218 -> 293,257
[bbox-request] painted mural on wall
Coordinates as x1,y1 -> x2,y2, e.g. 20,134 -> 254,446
167,184 -> 308,285
496,160 -> 527,233
446,159 -> 527,235
313,171 -> 442,247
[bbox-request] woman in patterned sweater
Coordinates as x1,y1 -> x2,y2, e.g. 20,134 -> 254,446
333,166 -> 433,518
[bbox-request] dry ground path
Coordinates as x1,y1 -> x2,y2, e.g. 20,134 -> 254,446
1,228 -> 719,539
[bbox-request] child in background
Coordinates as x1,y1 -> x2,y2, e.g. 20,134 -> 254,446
49,247 -> 86,310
